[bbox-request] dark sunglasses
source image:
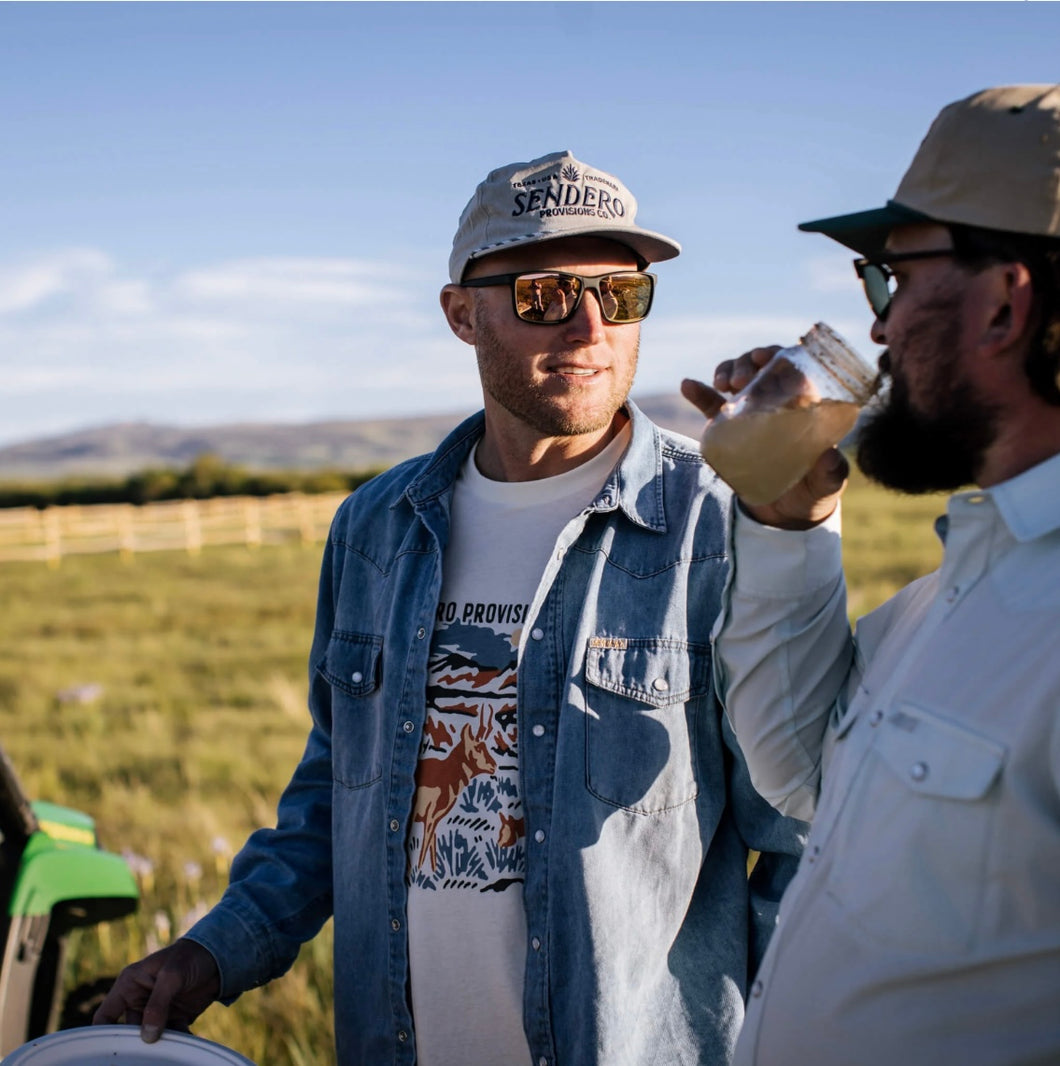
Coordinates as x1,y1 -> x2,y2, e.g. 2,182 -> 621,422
854,249 -> 956,317
461,270 -> 656,325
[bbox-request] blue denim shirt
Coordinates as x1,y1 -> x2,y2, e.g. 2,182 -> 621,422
188,402 -> 806,1066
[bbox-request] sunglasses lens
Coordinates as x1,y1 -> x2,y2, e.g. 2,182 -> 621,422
861,265 -> 892,317
514,273 -> 582,322
603,273 -> 653,323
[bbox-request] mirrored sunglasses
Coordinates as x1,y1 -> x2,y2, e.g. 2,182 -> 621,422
462,270 -> 656,325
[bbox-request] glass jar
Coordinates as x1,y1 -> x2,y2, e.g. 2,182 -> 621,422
699,322 -> 878,505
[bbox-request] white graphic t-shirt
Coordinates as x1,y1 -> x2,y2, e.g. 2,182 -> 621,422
406,427 -> 630,1066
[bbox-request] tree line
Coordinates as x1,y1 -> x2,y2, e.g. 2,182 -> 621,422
0,453 -> 384,509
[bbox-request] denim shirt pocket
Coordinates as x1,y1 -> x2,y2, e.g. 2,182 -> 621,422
826,700 -> 1005,954
584,637 -> 711,814
316,629 -> 384,789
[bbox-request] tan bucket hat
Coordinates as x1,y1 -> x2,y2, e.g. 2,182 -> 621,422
448,150 -> 681,283
799,84 -> 1060,255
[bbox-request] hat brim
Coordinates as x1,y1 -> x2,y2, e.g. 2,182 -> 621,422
798,200 -> 936,257
463,226 -> 681,278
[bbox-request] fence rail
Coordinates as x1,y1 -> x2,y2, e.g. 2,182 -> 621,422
0,492 -> 349,566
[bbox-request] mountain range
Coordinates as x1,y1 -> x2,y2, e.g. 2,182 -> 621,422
0,393 -> 706,481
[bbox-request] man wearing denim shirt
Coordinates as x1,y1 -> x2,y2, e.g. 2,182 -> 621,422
95,150 -> 805,1065
684,86 -> 1060,1065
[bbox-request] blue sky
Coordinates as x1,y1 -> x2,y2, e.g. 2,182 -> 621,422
2,1 -> 1058,446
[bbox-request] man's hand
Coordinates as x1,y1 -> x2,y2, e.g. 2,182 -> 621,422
93,938 -> 221,1043
681,345 -> 849,529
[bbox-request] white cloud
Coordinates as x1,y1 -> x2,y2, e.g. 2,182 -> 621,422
0,247 -> 476,444
0,247 -> 879,447
173,257 -> 408,308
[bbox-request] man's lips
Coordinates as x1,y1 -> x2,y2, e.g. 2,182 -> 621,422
548,363 -> 607,377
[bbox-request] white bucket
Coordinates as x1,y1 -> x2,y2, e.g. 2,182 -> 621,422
1,1026 -> 257,1065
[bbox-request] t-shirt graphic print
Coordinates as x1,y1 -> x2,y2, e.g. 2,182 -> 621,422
410,615 -> 527,888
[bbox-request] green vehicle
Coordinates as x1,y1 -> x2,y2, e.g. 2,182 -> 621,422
0,746 -> 138,1055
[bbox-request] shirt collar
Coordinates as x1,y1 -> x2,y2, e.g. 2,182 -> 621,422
402,400 -> 669,533
946,449 -> 1060,544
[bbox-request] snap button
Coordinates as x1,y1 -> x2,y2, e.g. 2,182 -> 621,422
532,724 -> 545,737
402,721 -> 415,734
869,709 -> 884,726
531,936 -> 541,951
350,671 -> 363,684
652,677 -> 669,692
389,818 -> 400,832
416,627 -> 426,639
910,761 -> 929,782
397,1030 -> 409,1042
391,918 -> 401,931
531,628 -> 544,641
534,830 -> 545,843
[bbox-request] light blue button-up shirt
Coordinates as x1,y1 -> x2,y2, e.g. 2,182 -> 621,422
719,451 -> 1060,1066
187,402 -> 806,1066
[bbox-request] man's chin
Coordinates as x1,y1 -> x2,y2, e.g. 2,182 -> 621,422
855,407 -> 985,495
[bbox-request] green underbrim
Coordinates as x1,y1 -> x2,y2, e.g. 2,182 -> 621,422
798,200 -> 935,257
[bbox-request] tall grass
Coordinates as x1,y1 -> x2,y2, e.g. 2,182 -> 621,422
0,474 -> 949,1063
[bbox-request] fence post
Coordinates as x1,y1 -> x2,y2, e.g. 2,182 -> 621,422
243,498 -> 262,549
182,500 -> 202,555
117,503 -> 136,562
42,508 -> 62,568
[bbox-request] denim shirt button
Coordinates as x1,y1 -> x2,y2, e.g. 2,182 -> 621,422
534,830 -> 545,843
532,724 -> 545,737
397,1030 -> 409,1043
652,677 -> 669,692
869,709 -> 884,726
389,818 -> 400,832
910,761 -> 929,782
402,721 -> 415,734
391,918 -> 401,931
351,671 -> 363,684
531,627 -> 544,641
539,1057 -> 548,1066
531,936 -> 541,950
416,626 -> 427,639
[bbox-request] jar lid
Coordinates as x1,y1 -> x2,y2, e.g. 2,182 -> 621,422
2,1026 -> 257,1065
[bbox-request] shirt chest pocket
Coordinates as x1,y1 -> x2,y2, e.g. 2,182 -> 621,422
584,638 -> 711,814
317,630 -> 385,789
826,701 -> 1006,955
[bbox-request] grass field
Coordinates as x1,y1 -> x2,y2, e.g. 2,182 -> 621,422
0,471 -> 948,1064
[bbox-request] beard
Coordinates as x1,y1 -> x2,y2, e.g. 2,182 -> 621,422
855,307 -> 1001,494
472,297 -> 638,438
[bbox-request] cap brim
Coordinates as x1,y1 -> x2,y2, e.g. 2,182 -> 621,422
798,200 -> 935,257
463,226 -> 681,278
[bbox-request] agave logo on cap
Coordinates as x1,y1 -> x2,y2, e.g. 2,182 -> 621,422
510,162 -> 628,223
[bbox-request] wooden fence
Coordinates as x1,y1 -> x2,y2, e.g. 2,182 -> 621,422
0,491 -> 350,566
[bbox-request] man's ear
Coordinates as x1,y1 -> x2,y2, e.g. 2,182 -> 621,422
440,284 -> 476,345
979,261 -> 1036,357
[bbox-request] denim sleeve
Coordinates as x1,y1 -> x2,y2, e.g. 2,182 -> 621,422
720,711 -> 809,980
184,535 -> 340,998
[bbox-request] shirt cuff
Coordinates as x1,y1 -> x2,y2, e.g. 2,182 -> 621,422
731,501 -> 843,598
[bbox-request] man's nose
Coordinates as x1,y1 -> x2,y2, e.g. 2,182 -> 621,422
869,312 -> 887,346
565,287 -> 607,340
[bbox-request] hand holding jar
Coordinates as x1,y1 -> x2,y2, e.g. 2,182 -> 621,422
696,323 -> 879,506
